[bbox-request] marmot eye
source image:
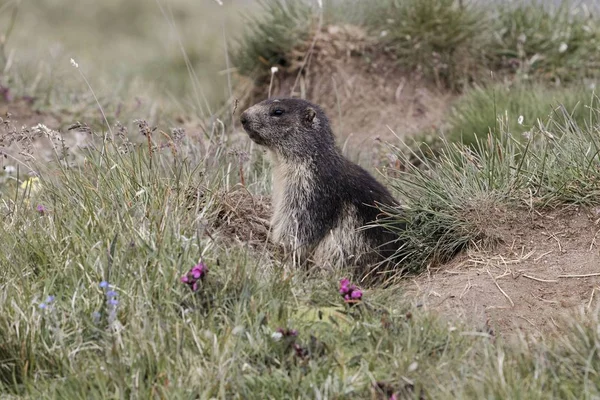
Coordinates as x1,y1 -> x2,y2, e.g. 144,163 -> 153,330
272,109 -> 284,116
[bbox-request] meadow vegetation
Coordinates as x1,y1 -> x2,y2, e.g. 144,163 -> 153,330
2,0 -> 600,398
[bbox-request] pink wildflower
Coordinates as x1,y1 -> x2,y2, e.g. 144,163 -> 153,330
339,278 -> 363,303
181,262 -> 208,292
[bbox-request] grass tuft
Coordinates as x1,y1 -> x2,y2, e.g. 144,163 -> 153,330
231,0 -> 315,84
493,0 -> 600,83
380,102 -> 600,274
366,0 -> 490,90
446,83 -> 598,147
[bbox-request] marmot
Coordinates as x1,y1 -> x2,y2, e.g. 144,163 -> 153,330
240,98 -> 403,277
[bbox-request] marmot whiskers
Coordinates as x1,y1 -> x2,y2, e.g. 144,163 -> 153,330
240,98 -> 402,276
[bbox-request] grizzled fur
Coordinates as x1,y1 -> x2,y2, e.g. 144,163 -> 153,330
240,97 -> 402,276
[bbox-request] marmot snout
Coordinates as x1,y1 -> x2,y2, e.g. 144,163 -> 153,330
240,97 -> 403,278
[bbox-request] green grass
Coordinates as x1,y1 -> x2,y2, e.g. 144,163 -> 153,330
378,100 -> 600,275
2,106 -> 600,397
3,0 -> 600,398
492,0 -> 600,83
446,83 -> 598,146
364,0 -> 491,90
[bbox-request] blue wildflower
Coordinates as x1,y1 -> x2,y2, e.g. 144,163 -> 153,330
92,311 -> 101,323
38,294 -> 56,310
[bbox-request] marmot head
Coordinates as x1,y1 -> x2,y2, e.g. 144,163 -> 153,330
240,98 -> 335,159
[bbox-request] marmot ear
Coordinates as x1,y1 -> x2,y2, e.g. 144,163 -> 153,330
305,107 -> 317,124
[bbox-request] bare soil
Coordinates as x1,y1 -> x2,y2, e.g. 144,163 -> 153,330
0,98 -> 92,168
0,99 -> 61,129
405,206 -> 600,339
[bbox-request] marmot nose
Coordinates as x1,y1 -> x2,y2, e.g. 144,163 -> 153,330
240,112 -> 248,126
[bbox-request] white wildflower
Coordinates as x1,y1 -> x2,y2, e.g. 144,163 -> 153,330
3,165 -> 16,174
271,66 -> 278,74
518,115 -> 524,125
558,42 -> 568,53
70,58 -> 79,68
271,331 -> 283,341
543,130 -> 555,140
380,30 -> 388,38
317,0 -> 322,8
408,362 -> 418,372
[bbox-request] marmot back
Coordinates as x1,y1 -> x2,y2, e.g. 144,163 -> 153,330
240,98 -> 403,278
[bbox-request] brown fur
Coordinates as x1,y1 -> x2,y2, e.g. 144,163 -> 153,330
240,98 -> 404,278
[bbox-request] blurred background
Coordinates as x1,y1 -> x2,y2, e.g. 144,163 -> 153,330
0,0 -> 257,124
2,0 -> 600,157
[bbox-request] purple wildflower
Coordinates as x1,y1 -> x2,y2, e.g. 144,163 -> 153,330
0,86 -> 12,102
276,328 -> 298,337
36,205 -> 47,215
191,267 -> 203,279
293,343 -> 308,359
181,261 -> 208,292
38,294 -> 56,310
339,278 -> 363,303
339,278 -> 350,294
98,281 -> 119,324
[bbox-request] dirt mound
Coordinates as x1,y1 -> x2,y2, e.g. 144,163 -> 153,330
210,185 -> 277,252
240,24 -> 453,165
406,206 -> 600,338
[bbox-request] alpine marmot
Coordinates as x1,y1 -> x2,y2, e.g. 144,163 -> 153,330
240,98 -> 403,276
